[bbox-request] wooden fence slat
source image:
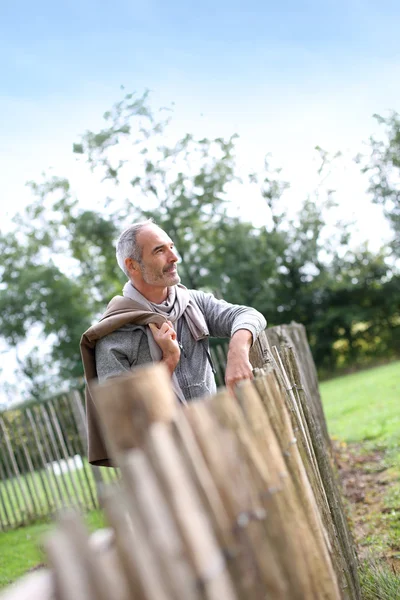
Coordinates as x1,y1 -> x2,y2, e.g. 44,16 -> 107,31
210,348 -> 225,387
21,411 -> 53,517
184,402 -> 285,600
0,427 -> 23,526
47,401 -> 82,506
71,389 -> 111,495
62,394 -> 98,509
38,404 -> 75,507
101,486 -> 173,600
209,387 -> 334,600
0,416 -> 35,522
236,378 -> 341,600
284,345 -> 361,599
33,405 -> 67,508
4,414 -> 40,520
0,449 -> 14,529
121,450 -> 198,600
26,408 -> 60,512
45,528 -> 96,600
55,397 -> 94,510
146,422 -> 238,600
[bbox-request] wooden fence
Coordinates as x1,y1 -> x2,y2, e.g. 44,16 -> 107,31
0,342 -> 229,531
0,323 -> 362,600
0,391 -> 118,530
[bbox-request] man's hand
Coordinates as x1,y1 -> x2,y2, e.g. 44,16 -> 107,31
225,329 -> 254,395
149,321 -> 180,375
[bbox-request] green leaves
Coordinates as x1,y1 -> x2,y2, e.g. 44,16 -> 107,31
360,112 -> 400,255
0,89 -> 399,400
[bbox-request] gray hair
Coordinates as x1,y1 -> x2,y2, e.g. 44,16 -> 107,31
116,219 -> 155,276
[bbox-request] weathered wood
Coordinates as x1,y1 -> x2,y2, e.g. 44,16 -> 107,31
47,402 -> 81,505
65,393 -> 99,508
101,486 -> 172,600
5,414 -> 41,519
30,407 -> 65,508
249,330 -> 272,370
0,451 -> 14,529
209,387 -> 334,600
1,322 -> 361,600
45,527 -> 96,600
237,377 -> 341,599
121,450 -> 199,600
0,416 -> 35,521
0,427 -> 24,525
56,397 -> 96,510
22,411 -> 54,516
266,323 -> 330,447
93,363 -> 177,461
283,345 -> 361,599
57,512 -> 112,600
210,347 -> 225,387
39,405 -> 75,507
185,400 -> 287,600
146,422 -> 238,600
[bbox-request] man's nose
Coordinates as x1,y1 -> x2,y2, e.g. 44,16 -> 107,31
168,248 -> 178,262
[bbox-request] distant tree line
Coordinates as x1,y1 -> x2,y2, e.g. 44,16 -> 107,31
0,92 -> 399,401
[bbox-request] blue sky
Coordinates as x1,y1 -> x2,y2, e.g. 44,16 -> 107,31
2,0 -> 400,197
1,0 -> 400,239
1,0 -> 400,231
1,0 -> 400,400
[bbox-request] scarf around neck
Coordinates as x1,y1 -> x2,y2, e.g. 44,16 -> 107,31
122,282 -> 209,403
122,282 -> 209,340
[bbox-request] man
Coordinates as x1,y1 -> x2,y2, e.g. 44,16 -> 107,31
81,220 -> 266,465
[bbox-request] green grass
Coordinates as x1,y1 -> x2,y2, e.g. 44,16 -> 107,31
321,361 -> 400,597
320,361 -> 400,447
0,510 -> 105,588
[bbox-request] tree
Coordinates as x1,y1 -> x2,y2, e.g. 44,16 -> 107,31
1,91 -> 398,399
358,112 -> 400,256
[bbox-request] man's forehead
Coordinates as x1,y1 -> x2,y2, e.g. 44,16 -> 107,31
138,225 -> 173,248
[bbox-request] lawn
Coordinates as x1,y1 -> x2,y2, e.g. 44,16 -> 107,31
0,510 -> 105,588
320,361 -> 400,447
321,360 -> 400,597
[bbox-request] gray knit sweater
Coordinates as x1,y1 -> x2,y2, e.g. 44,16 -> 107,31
95,289 -> 266,401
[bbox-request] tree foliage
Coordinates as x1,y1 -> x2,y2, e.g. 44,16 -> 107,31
358,111 -> 400,256
0,91 -> 399,401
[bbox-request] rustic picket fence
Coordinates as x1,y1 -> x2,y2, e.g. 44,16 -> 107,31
0,343 -> 229,531
0,323 -> 362,600
0,388 -> 118,530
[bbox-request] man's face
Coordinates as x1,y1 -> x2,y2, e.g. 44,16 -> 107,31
136,225 -> 180,287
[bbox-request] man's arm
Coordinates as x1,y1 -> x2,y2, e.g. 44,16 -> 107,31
190,290 -> 267,392
190,290 -> 266,344
225,329 -> 254,393
95,327 -> 151,383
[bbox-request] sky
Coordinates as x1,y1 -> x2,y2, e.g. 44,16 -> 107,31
1,0 -> 399,400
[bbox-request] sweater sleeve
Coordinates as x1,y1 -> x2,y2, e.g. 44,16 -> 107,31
190,290 -> 267,345
95,325 -> 152,383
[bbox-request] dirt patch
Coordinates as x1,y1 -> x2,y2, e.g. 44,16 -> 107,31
333,441 -> 400,572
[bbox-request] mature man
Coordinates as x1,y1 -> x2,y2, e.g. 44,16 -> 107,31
81,220 -> 266,465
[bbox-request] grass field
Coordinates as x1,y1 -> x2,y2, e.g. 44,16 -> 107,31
321,360 -> 400,597
0,361 -> 399,591
0,510 -> 105,588
320,361 -> 400,448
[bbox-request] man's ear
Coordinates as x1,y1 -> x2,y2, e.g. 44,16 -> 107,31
124,257 -> 138,274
